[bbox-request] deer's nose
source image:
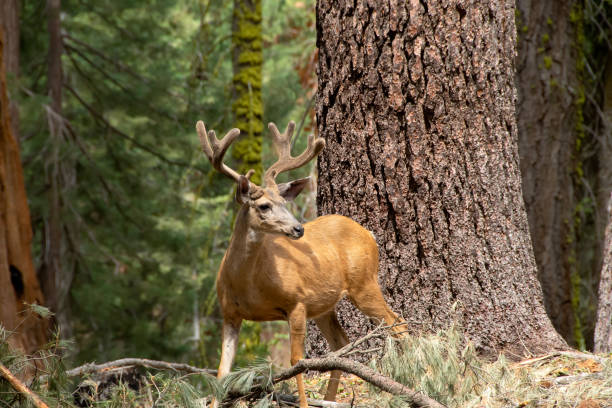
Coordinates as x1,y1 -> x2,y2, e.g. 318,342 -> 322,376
292,225 -> 304,238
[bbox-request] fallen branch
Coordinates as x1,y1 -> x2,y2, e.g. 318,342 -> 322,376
0,363 -> 49,408
516,350 -> 608,367
233,355 -> 445,408
276,393 -> 350,407
66,358 -> 216,377
549,372 -> 605,386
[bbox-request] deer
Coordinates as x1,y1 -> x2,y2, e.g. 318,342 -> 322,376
196,119 -> 404,408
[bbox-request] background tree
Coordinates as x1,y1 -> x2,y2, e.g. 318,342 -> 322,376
12,0 -> 315,367
231,0 -> 264,184
515,0 -> 580,347
36,0 -> 76,340
310,0 -> 566,357
0,27 -> 47,354
516,0 -> 612,350
595,195 -> 612,352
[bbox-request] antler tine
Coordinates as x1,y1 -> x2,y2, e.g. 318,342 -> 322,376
196,120 -> 243,183
264,121 -> 326,187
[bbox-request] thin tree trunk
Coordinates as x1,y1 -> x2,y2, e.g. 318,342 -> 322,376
0,28 -> 47,353
594,195 -> 612,352
593,60 -> 612,353
515,0 -> 580,347
231,0 -> 263,184
39,0 -> 74,339
311,0 -> 567,358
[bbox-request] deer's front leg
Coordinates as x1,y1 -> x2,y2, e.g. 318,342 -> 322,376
211,318 -> 242,408
288,304 -> 308,408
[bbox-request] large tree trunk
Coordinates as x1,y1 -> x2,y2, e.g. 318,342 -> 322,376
311,0 -> 567,357
0,28 -> 48,353
0,0 -> 20,138
515,0 -> 580,347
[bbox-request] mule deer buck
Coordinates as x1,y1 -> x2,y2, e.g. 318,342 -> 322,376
197,120 -> 403,408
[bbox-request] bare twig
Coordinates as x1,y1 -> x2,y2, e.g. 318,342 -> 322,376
331,321 -> 406,358
65,358 -> 216,377
0,363 -> 49,408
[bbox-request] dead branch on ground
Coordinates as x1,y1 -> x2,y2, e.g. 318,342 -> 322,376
66,358 -> 216,377
0,363 -> 49,408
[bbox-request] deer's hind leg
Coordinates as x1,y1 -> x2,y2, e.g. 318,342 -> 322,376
349,280 -> 405,337
314,311 -> 349,401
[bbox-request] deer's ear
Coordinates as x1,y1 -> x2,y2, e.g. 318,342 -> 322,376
236,175 -> 251,204
277,177 -> 311,201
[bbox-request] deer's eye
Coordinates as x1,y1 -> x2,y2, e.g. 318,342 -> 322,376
258,204 -> 271,212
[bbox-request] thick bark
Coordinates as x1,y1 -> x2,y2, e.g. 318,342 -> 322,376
0,29 -> 47,353
515,0 -> 580,347
311,0 -> 566,357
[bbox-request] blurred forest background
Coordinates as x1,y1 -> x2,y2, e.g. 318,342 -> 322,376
1,0 -> 612,372
2,0 -> 318,368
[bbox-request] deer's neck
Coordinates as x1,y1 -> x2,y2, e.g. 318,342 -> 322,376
224,205 -> 264,273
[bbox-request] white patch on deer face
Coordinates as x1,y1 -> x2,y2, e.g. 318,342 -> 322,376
248,189 -> 304,239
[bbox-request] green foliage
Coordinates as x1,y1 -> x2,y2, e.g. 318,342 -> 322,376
17,0 -> 316,368
371,326 -> 483,406
371,327 -> 612,407
0,325 -> 223,407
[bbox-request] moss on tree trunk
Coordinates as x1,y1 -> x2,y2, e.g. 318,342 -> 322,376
231,0 -> 263,185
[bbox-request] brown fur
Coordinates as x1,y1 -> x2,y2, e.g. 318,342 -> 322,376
197,120 -> 400,408
214,191 -> 402,408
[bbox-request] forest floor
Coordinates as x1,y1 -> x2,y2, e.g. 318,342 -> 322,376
3,325 -> 612,407
274,351 -> 612,407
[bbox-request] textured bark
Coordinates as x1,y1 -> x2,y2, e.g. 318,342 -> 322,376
231,0 -> 264,185
594,61 -> 612,353
594,198 -> 612,352
0,0 -> 20,138
0,29 -> 48,353
515,0 -> 580,347
311,0 -> 567,357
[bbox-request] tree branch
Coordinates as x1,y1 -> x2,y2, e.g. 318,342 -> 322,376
65,358 -> 217,377
270,356 -> 446,408
63,84 -> 206,172
0,363 -> 49,408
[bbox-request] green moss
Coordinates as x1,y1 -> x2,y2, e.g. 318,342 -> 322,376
568,2 -> 587,351
543,55 -> 553,69
541,33 -> 550,45
231,0 -> 264,185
